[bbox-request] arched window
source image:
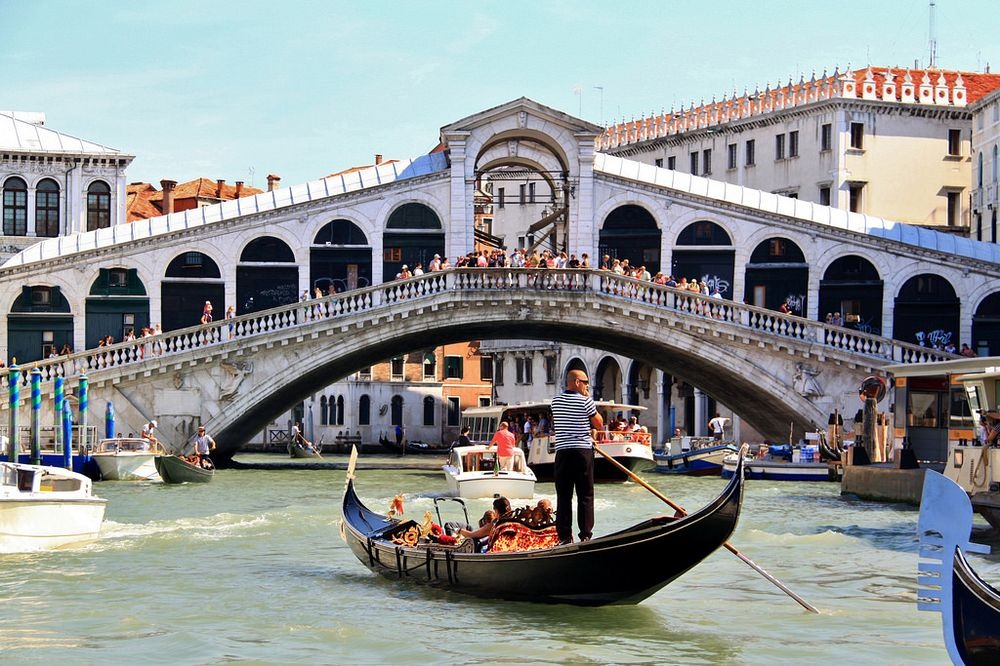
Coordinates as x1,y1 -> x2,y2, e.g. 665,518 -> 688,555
386,203 -> 441,229
35,178 -> 60,237
3,177 -> 28,236
314,219 -> 368,245
165,252 -> 221,278
676,220 -> 732,246
391,395 -> 404,426
320,396 -> 329,425
994,144 -> 999,184
240,236 -> 295,262
336,396 -> 345,426
87,181 -> 111,231
358,395 -> 371,426
423,396 -> 435,426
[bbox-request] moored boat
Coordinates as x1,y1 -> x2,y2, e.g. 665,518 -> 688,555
655,437 -> 739,476
917,470 -> 1000,665
154,455 -> 215,483
0,461 -> 107,552
442,445 -> 536,499
721,445 -> 841,482
340,449 -> 745,605
378,436 -> 450,456
92,437 -> 165,480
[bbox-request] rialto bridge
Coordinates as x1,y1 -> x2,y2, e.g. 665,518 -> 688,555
0,98 -> 998,455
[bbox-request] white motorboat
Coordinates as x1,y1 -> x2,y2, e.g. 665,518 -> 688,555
0,461 -> 107,552
92,437 -> 165,480
443,445 -> 536,499
461,401 -> 655,482
721,445 -> 840,482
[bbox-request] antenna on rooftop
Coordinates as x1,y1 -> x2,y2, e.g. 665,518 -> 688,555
928,0 -> 937,68
248,166 -> 255,188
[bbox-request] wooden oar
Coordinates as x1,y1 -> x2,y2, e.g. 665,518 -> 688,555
593,443 -> 819,614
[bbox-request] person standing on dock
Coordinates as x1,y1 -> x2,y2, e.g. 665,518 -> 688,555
550,369 -> 603,545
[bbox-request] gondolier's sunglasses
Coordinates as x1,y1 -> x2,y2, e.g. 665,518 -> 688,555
578,378 -> 589,384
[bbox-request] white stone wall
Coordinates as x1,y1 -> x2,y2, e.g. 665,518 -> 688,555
972,89 -> 1000,242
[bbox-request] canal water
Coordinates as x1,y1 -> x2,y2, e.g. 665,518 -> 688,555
1,453 -> 996,664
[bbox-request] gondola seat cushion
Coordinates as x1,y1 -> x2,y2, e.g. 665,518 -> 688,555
488,523 -> 560,552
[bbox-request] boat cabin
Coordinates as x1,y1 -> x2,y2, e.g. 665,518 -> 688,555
93,437 -> 162,454
448,445 -> 528,474
1,462 -> 86,495
461,400 -> 649,447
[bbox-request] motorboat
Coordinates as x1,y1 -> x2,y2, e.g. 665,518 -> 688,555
341,449 -> 745,605
721,445 -> 841,482
442,445 -> 536,499
154,455 -> 215,483
461,401 -> 654,481
0,461 -> 107,552
655,437 -> 739,475
917,470 -> 1000,665
91,437 -> 165,480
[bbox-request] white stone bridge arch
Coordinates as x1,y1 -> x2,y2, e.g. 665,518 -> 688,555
1,269 -> 949,464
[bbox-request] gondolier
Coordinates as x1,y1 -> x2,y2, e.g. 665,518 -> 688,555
193,426 -> 216,461
550,369 -> 603,544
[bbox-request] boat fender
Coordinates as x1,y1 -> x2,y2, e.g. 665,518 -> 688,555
626,447 -> 632,453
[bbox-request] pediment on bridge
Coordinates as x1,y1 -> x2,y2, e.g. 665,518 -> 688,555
440,97 -> 603,139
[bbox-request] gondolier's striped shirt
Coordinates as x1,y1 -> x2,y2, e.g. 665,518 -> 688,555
550,391 -> 597,451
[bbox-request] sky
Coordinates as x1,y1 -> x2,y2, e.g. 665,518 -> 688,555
4,0 -> 998,189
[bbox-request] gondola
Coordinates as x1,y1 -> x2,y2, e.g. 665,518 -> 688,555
154,455 -> 215,484
340,449 -> 745,606
378,436 -> 450,456
917,471 -> 1000,665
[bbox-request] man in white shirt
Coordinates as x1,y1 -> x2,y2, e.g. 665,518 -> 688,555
707,413 -> 728,440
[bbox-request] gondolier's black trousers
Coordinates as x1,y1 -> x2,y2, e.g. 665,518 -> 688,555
554,447 -> 595,542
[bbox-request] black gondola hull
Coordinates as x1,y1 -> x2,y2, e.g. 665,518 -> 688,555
341,456 -> 744,605
952,548 -> 1000,665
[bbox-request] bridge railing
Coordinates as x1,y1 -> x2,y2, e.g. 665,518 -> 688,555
0,268 -> 950,391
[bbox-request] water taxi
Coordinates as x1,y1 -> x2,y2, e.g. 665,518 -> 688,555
92,436 -> 165,480
461,401 -> 654,481
442,445 -> 536,499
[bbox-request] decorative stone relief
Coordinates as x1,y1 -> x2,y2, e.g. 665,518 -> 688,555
507,140 -> 519,158
794,363 -> 823,399
219,361 -> 253,401
518,111 -> 528,128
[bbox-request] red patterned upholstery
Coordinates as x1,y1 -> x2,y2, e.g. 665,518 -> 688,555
488,523 -> 560,552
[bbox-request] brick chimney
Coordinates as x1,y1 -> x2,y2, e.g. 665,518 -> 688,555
160,179 -> 177,214
216,179 -> 225,198
267,174 -> 281,191
375,154 -> 383,165
235,181 -> 244,198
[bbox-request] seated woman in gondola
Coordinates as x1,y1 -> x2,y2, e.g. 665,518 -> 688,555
457,497 -> 512,552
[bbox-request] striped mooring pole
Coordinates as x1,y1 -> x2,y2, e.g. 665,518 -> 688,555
30,368 -> 41,465
78,374 -> 89,454
7,364 -> 20,461
62,396 -> 73,469
54,376 -> 64,464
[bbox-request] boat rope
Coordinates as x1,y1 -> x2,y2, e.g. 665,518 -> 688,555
971,445 -> 990,491
425,548 -> 433,580
365,537 -> 375,567
394,546 -> 404,578
445,549 -> 456,585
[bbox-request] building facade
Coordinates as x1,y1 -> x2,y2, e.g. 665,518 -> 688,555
971,86 -> 1000,244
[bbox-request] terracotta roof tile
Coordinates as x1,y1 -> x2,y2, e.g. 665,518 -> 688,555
325,159 -> 399,179
147,177 -> 263,203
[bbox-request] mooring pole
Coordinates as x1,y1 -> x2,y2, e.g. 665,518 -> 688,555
78,374 -> 89,455
30,368 -> 42,465
62,397 -> 73,470
54,376 -> 64,464
7,364 -> 20,462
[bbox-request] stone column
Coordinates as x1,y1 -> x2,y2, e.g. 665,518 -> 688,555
445,132 -> 472,262
570,136 -> 596,258
656,370 -> 670,447
693,387 -> 707,436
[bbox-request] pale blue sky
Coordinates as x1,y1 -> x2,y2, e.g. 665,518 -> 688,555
4,0 -> 998,188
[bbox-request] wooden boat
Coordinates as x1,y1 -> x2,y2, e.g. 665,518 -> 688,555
655,438 -> 738,476
288,439 -> 322,459
461,401 -> 654,481
378,436 -> 450,456
154,455 -> 215,483
340,449 -> 745,605
917,470 -> 1000,665
0,461 -> 107,552
442,445 -> 536,499
92,437 -> 165,480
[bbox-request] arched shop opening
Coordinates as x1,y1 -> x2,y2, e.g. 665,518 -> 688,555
85,268 -> 149,348
311,220 -> 372,293
8,285 -> 73,362
160,252 -> 225,331
672,221 -> 735,298
893,274 -> 960,348
817,255 -> 884,334
382,203 -> 445,281
599,205 -> 661,274
743,237 -> 808,315
237,236 -> 298,314
972,292 -> 1000,356
594,356 -> 622,403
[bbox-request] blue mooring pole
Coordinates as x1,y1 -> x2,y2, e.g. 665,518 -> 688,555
54,376 -> 64,464
7,364 -> 20,462
78,374 -> 89,454
62,398 -> 73,469
105,401 -> 115,440
30,368 -> 41,465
